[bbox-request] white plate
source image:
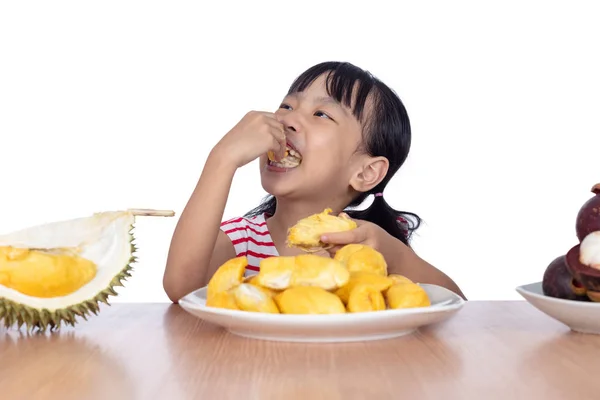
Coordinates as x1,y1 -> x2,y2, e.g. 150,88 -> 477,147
178,284 -> 465,343
516,281 -> 600,334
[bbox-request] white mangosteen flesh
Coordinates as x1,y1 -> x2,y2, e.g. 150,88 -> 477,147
580,231 -> 600,269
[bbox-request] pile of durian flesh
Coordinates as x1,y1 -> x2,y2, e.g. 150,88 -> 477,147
206,209 -> 431,314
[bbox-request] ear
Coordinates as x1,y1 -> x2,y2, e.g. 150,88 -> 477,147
349,156 -> 389,192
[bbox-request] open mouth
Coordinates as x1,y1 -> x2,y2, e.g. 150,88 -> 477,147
267,141 -> 302,169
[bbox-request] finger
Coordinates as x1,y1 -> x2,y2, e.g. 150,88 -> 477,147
324,244 -> 343,257
266,116 -> 285,130
255,111 -> 278,120
269,125 -> 287,160
262,119 -> 285,161
338,212 -> 365,226
320,228 -> 365,245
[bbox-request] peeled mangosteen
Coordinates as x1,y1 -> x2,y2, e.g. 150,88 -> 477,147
576,183 -> 600,242
565,233 -> 600,302
542,254 -> 588,301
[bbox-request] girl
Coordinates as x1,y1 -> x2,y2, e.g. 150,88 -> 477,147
163,61 -> 466,302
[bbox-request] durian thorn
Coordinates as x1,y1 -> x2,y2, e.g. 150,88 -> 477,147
126,208 -> 175,217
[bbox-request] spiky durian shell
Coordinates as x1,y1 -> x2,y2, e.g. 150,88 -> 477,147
0,208 -> 174,333
0,227 -> 137,333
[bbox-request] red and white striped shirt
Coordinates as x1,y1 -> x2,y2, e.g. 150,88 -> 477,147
220,213 -> 279,275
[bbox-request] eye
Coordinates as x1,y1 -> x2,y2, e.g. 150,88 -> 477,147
279,103 -> 292,110
314,110 -> 334,121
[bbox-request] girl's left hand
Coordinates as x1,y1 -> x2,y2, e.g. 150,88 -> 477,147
319,213 -> 390,257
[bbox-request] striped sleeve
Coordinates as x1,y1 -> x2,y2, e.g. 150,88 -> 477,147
219,215 -> 279,272
220,217 -> 250,256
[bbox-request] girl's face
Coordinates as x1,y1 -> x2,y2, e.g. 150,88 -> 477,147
259,74 -> 367,202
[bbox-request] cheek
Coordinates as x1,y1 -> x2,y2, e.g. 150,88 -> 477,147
303,149 -> 349,182
306,134 -> 349,159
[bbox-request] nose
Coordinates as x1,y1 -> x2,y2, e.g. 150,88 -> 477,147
277,111 -> 301,133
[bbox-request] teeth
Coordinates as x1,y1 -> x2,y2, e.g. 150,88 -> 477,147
271,159 -> 299,168
267,145 -> 302,168
289,149 -> 301,158
269,157 -> 300,168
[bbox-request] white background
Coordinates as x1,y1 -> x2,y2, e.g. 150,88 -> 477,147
1,1 -> 598,302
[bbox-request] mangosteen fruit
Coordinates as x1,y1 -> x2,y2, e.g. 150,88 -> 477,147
565,235 -> 600,302
587,291 -> 600,302
542,254 -> 588,301
576,183 -> 600,242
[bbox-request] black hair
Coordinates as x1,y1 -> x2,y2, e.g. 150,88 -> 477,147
244,61 -> 422,246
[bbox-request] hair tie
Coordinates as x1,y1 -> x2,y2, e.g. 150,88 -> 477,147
374,193 -> 383,197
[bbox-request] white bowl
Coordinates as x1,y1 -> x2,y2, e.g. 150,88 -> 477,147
516,281 -> 600,334
178,283 -> 465,343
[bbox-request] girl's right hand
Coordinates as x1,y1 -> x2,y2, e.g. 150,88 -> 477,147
213,111 -> 287,169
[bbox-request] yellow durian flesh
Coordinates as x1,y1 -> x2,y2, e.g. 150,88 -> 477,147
244,274 -> 278,297
275,286 -> 346,314
290,254 -> 350,290
205,251 -> 434,314
255,256 -> 296,290
347,283 -> 387,313
388,274 -> 414,285
333,243 -> 387,276
385,282 -> 431,309
267,150 -> 289,161
0,209 -> 174,332
286,208 -> 357,251
0,246 -> 97,298
255,254 -> 349,291
335,271 -> 393,304
206,256 -> 247,299
231,283 -> 280,313
205,290 -> 239,310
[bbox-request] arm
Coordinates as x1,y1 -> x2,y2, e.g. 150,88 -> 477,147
380,237 -> 467,300
163,149 -> 237,303
163,111 -> 287,302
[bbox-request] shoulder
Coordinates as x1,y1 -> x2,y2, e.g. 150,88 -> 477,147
220,213 -> 271,239
221,213 -> 268,230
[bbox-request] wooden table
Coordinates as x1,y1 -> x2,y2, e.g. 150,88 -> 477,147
2,301 -> 600,400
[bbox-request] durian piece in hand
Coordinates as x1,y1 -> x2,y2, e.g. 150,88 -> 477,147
0,208 -> 174,332
286,208 -> 357,252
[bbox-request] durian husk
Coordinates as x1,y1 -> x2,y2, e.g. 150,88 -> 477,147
0,208 -> 174,332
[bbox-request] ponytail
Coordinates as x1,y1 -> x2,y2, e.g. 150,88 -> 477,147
344,193 -> 421,246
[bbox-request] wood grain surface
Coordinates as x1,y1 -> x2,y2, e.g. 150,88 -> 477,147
2,301 -> 600,400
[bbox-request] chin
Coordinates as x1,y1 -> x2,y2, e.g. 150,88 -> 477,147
259,159 -> 306,195
260,170 -> 297,197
